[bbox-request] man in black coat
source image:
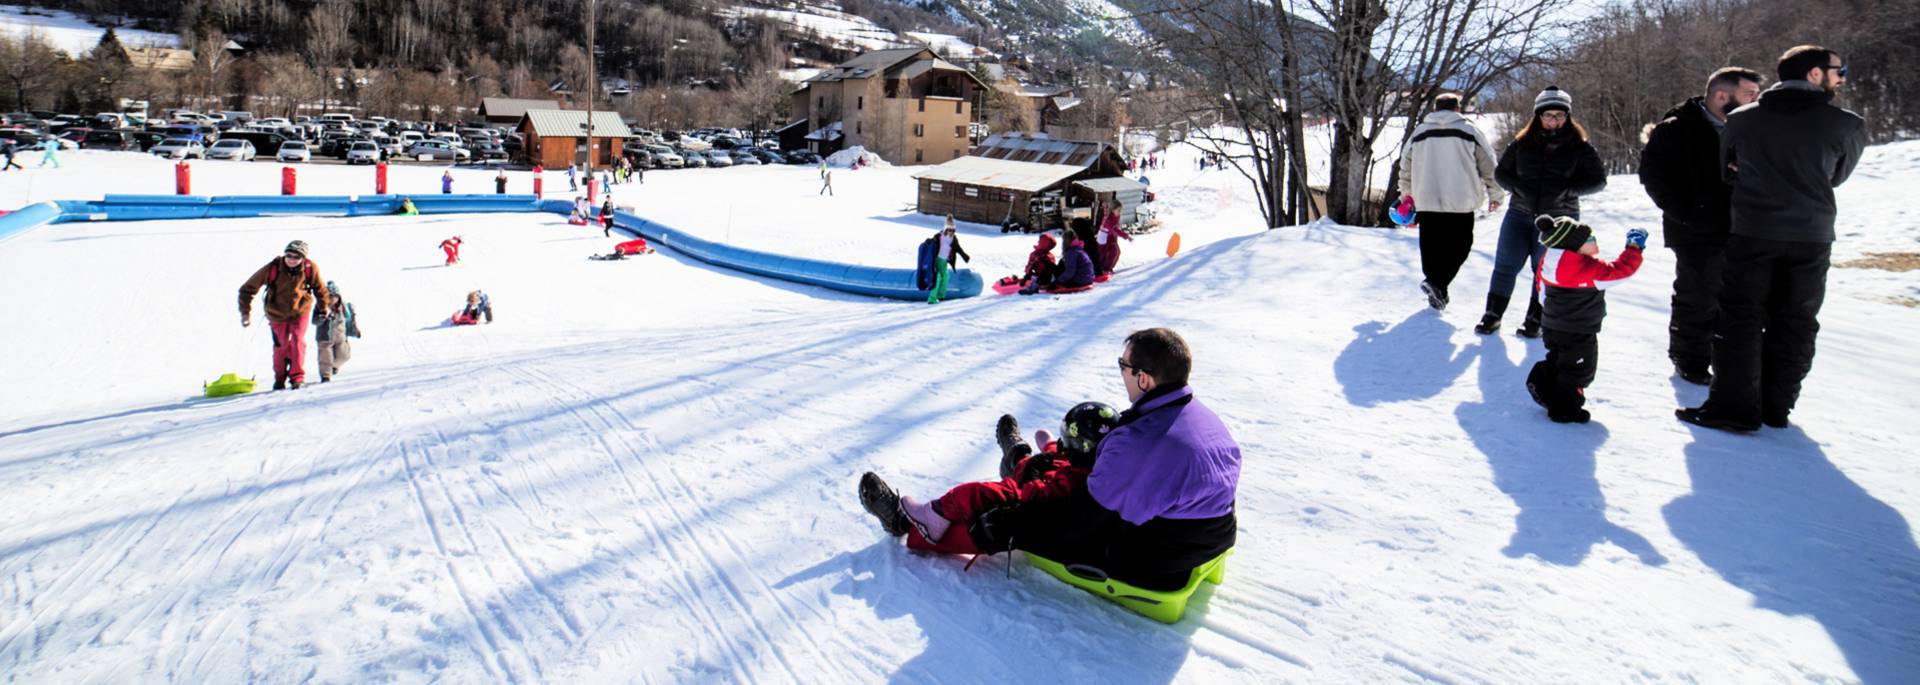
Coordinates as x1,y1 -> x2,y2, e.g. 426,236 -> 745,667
1639,67 -> 1764,384
1679,45 -> 1868,432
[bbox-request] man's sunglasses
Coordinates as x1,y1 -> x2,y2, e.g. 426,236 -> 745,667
1118,358 -> 1150,375
1828,63 -> 1849,78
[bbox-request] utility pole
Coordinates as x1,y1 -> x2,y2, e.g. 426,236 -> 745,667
585,0 -> 597,170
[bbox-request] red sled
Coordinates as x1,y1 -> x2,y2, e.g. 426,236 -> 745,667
450,311 -> 481,326
567,216 -> 590,226
615,238 -> 652,255
1045,283 -> 1095,294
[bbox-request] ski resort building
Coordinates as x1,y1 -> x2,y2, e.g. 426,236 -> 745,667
516,109 -> 632,170
480,97 -> 565,127
910,133 -> 1132,227
789,47 -> 989,165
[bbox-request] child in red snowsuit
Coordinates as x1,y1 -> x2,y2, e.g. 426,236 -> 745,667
860,403 -> 1119,556
440,236 -> 462,265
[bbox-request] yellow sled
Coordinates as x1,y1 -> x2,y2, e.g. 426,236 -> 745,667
204,373 -> 258,398
1025,547 -> 1231,623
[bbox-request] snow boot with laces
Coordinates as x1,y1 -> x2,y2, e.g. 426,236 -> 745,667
995,414 -> 1033,480
858,472 -> 912,537
1473,294 -> 1509,335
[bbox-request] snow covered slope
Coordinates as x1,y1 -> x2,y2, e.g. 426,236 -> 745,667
1,142 -> 1917,682
0,4 -> 179,56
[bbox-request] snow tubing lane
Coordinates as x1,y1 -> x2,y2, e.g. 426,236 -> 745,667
546,199 -> 984,301
1,194 -> 981,301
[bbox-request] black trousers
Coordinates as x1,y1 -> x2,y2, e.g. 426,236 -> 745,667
1704,236 -> 1830,422
1528,328 -> 1598,414
1668,244 -> 1726,367
1417,211 -> 1475,295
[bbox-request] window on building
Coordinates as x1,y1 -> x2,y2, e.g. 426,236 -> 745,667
964,186 -> 979,198
955,101 -> 963,114
929,182 -> 944,193
817,96 -> 823,109
955,125 -> 964,138
857,121 -> 862,134
915,149 -> 923,163
857,96 -> 863,110
913,124 -> 924,137
918,99 -> 925,112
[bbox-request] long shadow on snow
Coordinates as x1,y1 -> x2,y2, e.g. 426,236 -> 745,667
1455,338 -> 1666,566
778,542 -> 1192,685
1664,426 -> 1920,683
1333,310 -> 1471,406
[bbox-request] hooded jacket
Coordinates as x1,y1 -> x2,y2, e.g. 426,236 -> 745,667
1024,233 -> 1058,280
313,289 -> 361,343
238,257 -> 325,323
1055,238 -> 1095,288
1721,81 -> 1868,243
1397,110 -> 1505,213
1537,244 -> 1644,335
1495,128 -> 1607,217
1639,97 -> 1734,247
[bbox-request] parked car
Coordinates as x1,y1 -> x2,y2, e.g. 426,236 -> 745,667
470,140 -> 508,161
2,112 -> 44,130
404,140 -> 468,161
708,136 -> 741,150
748,147 -> 785,164
56,128 -> 92,146
678,148 -> 708,168
345,141 -> 381,165
0,127 -> 47,147
80,129 -> 139,151
205,139 -> 257,161
130,130 -> 167,151
276,140 -> 312,162
151,138 -> 206,159
729,149 -> 762,165
220,130 -> 289,156
644,145 -> 683,169
783,149 -> 821,165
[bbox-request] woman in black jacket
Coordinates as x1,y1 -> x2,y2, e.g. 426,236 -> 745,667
1476,86 -> 1609,337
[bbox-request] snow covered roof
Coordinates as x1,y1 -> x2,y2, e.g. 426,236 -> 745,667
482,98 -> 565,120
910,155 -> 1088,193
1073,176 -> 1147,193
520,110 -> 632,139
803,121 -> 844,141
0,6 -> 179,58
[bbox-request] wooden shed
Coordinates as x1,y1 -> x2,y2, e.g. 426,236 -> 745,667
481,97 -> 564,127
910,133 -> 1125,228
1070,176 -> 1151,228
516,109 -> 631,170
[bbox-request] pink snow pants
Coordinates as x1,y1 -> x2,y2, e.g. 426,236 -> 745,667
269,317 -> 310,385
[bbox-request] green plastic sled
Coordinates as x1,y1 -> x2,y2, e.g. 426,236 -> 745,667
204,373 -> 257,398
1025,547 -> 1232,623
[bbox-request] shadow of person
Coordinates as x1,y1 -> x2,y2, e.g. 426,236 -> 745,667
1456,338 -> 1667,566
779,541 -> 1192,684
1664,427 -> 1920,683
1334,311 -> 1472,407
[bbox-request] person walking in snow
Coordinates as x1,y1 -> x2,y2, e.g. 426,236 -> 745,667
1475,86 -> 1607,338
440,170 -> 454,194
440,236 -> 462,266
860,328 -> 1240,591
494,169 -> 508,194
1093,199 -> 1133,277
238,240 -> 327,390
924,219 -> 971,304
819,169 -> 834,196
37,137 -> 60,168
1679,45 -> 1867,433
1525,217 -> 1647,423
1,139 -> 21,171
311,280 -> 361,383
1640,67 -> 1765,386
567,163 -> 579,191
1397,92 -> 1505,312
600,197 -> 615,237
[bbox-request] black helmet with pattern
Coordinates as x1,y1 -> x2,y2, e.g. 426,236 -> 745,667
1060,401 -> 1120,466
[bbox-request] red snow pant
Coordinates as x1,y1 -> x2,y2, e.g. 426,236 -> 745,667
442,244 -> 460,265
269,317 -> 310,385
906,459 -> 1081,555
1097,240 -> 1121,276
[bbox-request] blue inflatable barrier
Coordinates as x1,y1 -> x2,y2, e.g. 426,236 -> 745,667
2,193 -> 982,301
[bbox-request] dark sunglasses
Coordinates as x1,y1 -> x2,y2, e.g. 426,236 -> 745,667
283,253 -> 304,260
1828,63 -> 1848,78
1117,357 -> 1150,375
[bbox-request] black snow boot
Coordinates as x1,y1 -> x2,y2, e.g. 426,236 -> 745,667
858,472 -> 912,537
1420,280 -> 1447,311
1474,294 -> 1509,335
1515,295 -> 1543,338
995,414 -> 1033,479
1676,407 -> 1759,433
1672,358 -> 1712,386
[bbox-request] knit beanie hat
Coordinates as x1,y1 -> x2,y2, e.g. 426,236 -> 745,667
285,240 -> 310,257
1535,215 -> 1592,249
1534,85 -> 1572,114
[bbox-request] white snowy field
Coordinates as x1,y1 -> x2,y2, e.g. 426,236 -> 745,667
0,4 -> 180,56
1,140 -> 1917,683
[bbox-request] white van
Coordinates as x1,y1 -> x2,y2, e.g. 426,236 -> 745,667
319,113 -> 355,124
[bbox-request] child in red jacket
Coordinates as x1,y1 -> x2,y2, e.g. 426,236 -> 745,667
859,403 -> 1118,556
1526,216 -> 1647,423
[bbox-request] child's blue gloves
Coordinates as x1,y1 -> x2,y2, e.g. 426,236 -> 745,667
1626,228 -> 1649,250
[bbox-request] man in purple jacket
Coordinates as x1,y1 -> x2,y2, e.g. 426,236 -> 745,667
1011,327 -> 1241,590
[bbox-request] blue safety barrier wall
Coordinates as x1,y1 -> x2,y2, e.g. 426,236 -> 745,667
572,204 -> 982,300
4,194 -> 979,300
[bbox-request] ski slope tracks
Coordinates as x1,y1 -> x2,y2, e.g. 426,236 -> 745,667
1,140 -> 1917,683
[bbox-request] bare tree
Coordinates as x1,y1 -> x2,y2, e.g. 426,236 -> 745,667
0,31 -> 64,111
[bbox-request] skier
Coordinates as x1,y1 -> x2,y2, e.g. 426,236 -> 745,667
1396,91 -> 1504,311
37,137 -> 60,168
1525,216 -> 1646,423
440,236 -> 462,266
440,170 -> 453,194
1476,86 -> 1607,338
311,280 -> 361,383
925,220 -> 970,304
238,240 -> 327,390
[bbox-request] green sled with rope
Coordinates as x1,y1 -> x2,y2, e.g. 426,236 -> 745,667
204,373 -> 258,398
1025,547 -> 1231,623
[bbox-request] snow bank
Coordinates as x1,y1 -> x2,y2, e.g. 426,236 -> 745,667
824,145 -> 887,168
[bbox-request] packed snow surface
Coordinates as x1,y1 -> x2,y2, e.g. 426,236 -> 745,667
0,4 -> 180,57
2,140 -> 1918,682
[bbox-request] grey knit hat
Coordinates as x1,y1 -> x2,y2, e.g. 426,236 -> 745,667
285,240 -> 310,257
1534,85 -> 1572,114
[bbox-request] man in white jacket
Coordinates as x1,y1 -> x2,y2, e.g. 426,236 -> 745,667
1397,93 -> 1505,311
